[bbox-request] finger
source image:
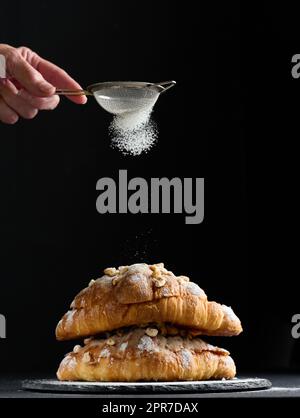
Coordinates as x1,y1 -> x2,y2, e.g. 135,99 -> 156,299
5,48 -> 55,97
37,58 -> 87,104
18,89 -> 60,110
0,79 -> 38,119
0,97 -> 19,124
9,78 -> 60,109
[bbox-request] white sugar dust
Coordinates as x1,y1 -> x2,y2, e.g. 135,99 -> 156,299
109,109 -> 157,156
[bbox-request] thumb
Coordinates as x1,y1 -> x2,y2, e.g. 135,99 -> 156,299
5,48 -> 55,97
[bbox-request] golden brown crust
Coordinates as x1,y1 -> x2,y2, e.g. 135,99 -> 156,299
57,328 -> 236,381
56,263 -> 242,340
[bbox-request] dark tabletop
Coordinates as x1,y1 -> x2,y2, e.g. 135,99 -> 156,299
0,374 -> 299,398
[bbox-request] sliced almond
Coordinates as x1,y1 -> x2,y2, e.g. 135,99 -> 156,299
112,276 -> 122,286
154,277 -> 166,288
145,327 -> 158,337
177,275 -> 190,283
82,352 -> 90,363
107,338 -> 115,346
118,266 -> 128,274
88,279 -> 95,287
153,272 -> 162,280
151,265 -> 163,279
104,267 -> 119,277
73,344 -> 81,353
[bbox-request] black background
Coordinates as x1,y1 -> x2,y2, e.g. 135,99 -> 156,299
0,1 -> 298,374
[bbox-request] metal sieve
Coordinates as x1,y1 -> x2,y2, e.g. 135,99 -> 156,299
56,81 -> 176,115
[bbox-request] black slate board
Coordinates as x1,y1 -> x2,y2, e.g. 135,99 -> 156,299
22,378 -> 271,394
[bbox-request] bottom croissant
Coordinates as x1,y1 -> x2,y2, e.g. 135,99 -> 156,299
57,328 -> 236,382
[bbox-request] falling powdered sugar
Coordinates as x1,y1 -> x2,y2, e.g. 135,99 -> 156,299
109,109 -> 157,156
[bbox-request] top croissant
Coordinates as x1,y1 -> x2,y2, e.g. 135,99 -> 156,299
56,263 -> 242,340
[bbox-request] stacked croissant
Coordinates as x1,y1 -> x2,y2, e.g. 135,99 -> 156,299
56,263 -> 242,381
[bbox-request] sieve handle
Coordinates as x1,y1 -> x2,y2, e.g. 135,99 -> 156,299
55,89 -> 93,96
156,80 -> 176,93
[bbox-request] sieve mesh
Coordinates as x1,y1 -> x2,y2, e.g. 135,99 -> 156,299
93,87 -> 159,115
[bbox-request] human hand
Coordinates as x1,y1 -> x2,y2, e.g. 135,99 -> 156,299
0,44 -> 87,124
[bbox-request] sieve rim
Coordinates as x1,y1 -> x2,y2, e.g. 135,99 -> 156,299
87,81 -> 165,95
